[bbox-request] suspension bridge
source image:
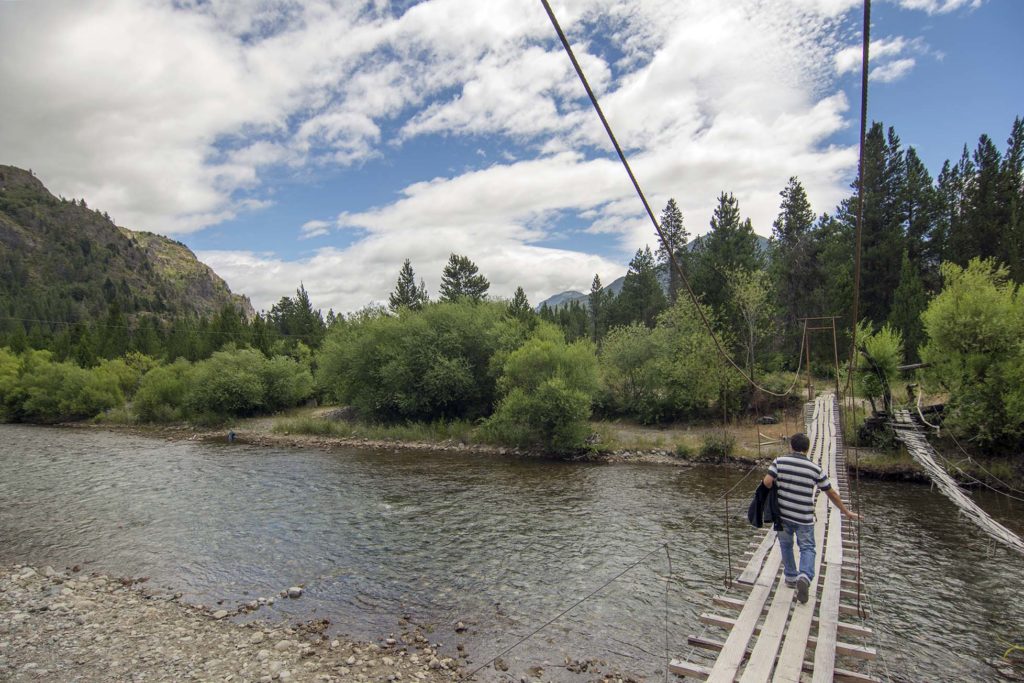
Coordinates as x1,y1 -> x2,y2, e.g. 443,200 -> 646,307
668,394 -> 877,681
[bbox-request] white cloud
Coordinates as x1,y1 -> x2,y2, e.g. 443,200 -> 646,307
871,58 -> 917,84
1,0 -> 953,313
835,37 -> 910,74
300,219 -> 332,239
898,0 -> 982,14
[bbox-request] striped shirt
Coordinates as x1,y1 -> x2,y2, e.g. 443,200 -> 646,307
768,452 -> 832,525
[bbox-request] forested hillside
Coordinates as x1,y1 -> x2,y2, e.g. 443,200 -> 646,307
0,165 -> 252,346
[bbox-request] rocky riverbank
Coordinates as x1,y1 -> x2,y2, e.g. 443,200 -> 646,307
0,564 -> 460,682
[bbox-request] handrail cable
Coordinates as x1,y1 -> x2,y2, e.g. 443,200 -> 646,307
461,543 -> 670,680
539,0 -> 804,399
906,378 -> 1024,500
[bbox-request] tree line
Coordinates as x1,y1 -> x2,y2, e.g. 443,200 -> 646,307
1,116 -> 1022,454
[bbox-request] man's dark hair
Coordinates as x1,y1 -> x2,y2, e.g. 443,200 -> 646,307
790,432 -> 810,453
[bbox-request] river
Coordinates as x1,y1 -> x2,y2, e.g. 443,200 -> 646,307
1,425 -> 1021,681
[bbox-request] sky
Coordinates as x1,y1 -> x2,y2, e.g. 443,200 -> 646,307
1,0 -> 1021,314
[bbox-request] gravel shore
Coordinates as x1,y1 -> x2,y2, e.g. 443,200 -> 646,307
1,564 -> 460,683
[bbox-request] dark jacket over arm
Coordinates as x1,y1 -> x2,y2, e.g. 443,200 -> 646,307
747,482 -> 783,531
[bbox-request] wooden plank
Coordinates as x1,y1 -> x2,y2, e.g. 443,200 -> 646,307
811,568 -> 842,681
799,663 -> 882,683
706,546 -> 782,682
700,611 -> 871,640
833,666 -> 883,682
712,595 -> 746,611
670,659 -> 711,680
700,612 -> 738,630
687,635 -> 728,652
736,531 -> 776,585
739,574 -> 795,682
839,603 -> 869,618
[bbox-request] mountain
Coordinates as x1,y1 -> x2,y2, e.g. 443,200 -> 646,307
0,165 -> 252,330
536,235 -> 770,311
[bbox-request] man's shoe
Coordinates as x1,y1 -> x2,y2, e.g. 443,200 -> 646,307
796,575 -> 810,604
785,578 -> 797,588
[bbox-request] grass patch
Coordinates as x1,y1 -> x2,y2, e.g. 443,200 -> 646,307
273,416 -> 479,444
93,406 -> 137,425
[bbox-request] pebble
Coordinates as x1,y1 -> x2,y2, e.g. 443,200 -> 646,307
287,586 -> 303,598
0,564 -> 455,683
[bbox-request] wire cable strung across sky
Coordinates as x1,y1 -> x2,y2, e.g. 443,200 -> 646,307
540,0 -> 810,399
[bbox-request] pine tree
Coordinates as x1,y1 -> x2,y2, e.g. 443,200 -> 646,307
844,123 -> 905,325
588,274 -> 609,343
389,259 -> 428,312
772,177 -> 815,245
609,246 -> 667,329
439,254 -> 490,303
1002,117 -> 1024,281
269,284 -> 326,349
691,191 -> 762,316
769,177 -> 818,358
942,145 -> 977,265
965,134 -> 1005,266
903,147 -> 940,287
887,251 -> 928,363
98,302 -> 129,359
507,286 -> 533,322
655,199 -> 688,303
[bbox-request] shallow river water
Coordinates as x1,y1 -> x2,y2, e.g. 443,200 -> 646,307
1,425 -> 1022,681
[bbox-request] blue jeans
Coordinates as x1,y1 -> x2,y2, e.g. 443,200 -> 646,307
777,521 -> 816,582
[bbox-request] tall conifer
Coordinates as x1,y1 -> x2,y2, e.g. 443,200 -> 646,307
655,199 -> 688,303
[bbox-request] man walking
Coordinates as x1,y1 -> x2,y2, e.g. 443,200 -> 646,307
762,432 -> 860,604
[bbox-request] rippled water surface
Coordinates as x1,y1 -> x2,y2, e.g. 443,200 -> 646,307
1,425 -> 1022,681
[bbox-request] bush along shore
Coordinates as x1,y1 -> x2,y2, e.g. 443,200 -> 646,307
0,564 -> 463,683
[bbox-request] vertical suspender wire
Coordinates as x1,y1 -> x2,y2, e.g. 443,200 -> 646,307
848,0 -> 872,621
845,0 -> 871,395
724,492 -> 733,590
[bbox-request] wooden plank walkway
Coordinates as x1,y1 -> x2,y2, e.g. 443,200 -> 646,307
670,394 -> 878,682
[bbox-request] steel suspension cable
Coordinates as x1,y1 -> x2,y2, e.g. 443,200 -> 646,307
539,0 -> 801,399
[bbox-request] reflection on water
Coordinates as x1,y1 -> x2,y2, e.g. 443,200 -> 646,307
0,425 -> 1021,681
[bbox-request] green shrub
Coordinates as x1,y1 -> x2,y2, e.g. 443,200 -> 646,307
261,355 -> 314,412
699,432 -> 736,460
484,326 -> 599,454
16,353 -> 123,422
0,347 -> 19,421
133,359 -> 193,422
95,352 -> 158,400
674,442 -> 694,458
484,378 -> 592,454
317,301 -> 530,422
921,259 -> 1024,450
184,348 -> 268,420
856,321 -> 904,409
599,298 -> 743,423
